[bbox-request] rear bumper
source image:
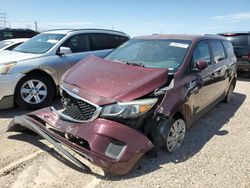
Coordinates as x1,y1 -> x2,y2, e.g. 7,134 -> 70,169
9,108 -> 153,175
237,61 -> 250,72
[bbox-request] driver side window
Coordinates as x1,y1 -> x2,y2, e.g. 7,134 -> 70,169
61,34 -> 90,53
192,41 -> 211,68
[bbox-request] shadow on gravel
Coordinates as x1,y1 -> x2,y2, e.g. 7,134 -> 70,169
7,129 -> 103,178
0,108 -> 30,119
6,92 -> 246,180
0,98 -> 62,119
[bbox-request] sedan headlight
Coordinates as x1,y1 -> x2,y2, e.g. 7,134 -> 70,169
101,98 -> 158,119
0,62 -> 17,74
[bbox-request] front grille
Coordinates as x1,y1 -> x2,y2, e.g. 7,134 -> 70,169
61,89 -> 97,121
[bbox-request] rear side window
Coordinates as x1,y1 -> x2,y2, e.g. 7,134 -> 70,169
222,41 -> 235,57
89,33 -> 128,51
209,40 -> 226,63
192,41 -> 211,65
62,34 -> 90,53
223,34 -> 249,46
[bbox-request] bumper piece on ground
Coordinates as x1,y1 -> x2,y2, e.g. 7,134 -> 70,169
9,108 -> 154,175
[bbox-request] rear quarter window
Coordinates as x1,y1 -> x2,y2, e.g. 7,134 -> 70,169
89,33 -> 129,51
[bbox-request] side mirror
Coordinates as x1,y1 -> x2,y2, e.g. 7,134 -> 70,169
194,61 -> 208,72
56,47 -> 72,56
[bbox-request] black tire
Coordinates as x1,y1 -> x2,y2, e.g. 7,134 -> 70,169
15,74 -> 55,110
223,82 -> 235,103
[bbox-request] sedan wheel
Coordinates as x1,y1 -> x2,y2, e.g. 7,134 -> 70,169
166,119 -> 186,153
15,74 -> 55,110
21,79 -> 48,104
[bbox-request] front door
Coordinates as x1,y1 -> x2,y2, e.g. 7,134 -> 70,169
190,40 -> 216,115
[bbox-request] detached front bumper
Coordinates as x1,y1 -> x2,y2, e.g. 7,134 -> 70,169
9,108 -> 153,175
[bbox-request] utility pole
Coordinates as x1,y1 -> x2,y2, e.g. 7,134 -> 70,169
0,12 -> 7,29
35,20 -> 38,31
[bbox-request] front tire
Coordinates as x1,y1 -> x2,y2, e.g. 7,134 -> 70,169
164,118 -> 186,153
15,74 -> 55,110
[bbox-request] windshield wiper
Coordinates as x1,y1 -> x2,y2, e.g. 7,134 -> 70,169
125,61 -> 144,67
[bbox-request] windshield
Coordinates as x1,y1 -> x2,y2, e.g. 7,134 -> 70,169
13,33 -> 65,54
105,39 -> 191,72
0,41 -> 13,49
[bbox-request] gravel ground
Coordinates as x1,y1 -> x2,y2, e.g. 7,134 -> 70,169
0,78 -> 249,188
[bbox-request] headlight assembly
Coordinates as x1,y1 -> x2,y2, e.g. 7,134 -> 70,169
0,62 -> 17,74
101,98 -> 158,119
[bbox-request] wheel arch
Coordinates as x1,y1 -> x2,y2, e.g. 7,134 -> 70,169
15,69 -> 58,98
171,104 -> 192,128
229,76 -> 237,90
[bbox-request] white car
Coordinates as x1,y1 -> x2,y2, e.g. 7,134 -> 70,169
0,38 -> 29,51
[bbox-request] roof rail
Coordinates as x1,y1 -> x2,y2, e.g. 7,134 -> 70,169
45,28 -> 127,35
45,28 -> 74,32
70,28 -> 127,35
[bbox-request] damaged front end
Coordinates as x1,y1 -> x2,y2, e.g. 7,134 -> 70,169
8,56 -> 172,175
9,107 -> 154,175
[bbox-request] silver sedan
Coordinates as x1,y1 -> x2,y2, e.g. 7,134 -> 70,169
0,29 -> 129,110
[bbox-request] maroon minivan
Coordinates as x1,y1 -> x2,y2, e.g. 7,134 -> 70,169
10,34 -> 237,175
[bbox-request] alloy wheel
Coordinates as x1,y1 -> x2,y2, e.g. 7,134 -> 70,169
20,79 -> 47,104
166,119 -> 186,152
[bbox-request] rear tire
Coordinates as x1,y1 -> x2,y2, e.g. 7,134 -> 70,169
15,74 -> 55,110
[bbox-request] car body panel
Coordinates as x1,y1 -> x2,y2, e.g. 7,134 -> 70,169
63,55 -> 168,102
0,50 -> 41,64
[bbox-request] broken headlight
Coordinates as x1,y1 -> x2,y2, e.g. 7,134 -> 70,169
100,98 -> 158,119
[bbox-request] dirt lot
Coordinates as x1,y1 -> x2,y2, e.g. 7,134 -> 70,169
0,78 -> 249,188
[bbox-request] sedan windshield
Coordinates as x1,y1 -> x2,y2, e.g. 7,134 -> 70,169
13,33 -> 65,54
105,39 -> 191,72
0,41 -> 13,49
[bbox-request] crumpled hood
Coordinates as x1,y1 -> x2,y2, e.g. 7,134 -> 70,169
0,50 -> 41,64
63,55 -> 168,103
